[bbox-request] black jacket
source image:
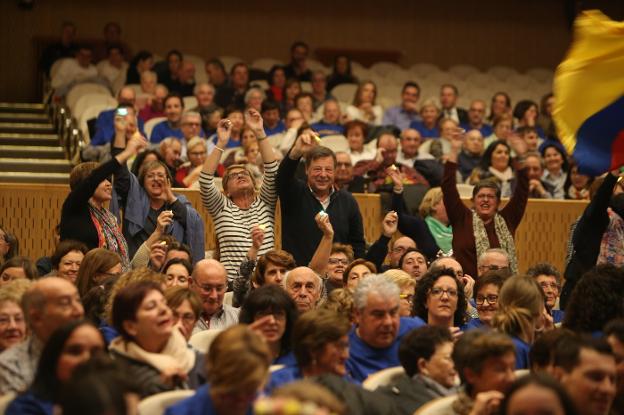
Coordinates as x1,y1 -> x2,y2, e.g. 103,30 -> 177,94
277,155 -> 365,266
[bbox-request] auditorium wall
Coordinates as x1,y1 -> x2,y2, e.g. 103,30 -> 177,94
0,0 -> 576,102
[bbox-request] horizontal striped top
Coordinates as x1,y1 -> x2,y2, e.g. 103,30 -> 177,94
199,161 -> 278,281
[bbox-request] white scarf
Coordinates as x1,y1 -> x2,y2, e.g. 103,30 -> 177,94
109,329 -> 195,374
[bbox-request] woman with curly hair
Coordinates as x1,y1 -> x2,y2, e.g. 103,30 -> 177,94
563,264 -> 624,335
413,267 -> 467,335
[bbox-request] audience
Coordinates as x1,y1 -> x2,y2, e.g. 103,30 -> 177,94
383,81 -> 421,131
191,259 -> 239,333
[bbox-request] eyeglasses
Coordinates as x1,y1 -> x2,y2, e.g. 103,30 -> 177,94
328,258 -> 349,266
336,162 -> 352,168
475,295 -> 499,305
0,314 -> 24,327
173,311 -> 197,323
197,284 -> 226,293
429,287 -> 458,298
399,294 -> 414,303
146,173 -> 167,180
227,171 -> 250,180
188,151 -> 206,157
539,282 -> 560,291
479,264 -> 509,272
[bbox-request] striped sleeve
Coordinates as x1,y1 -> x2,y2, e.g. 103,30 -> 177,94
259,160 -> 279,207
199,171 -> 226,216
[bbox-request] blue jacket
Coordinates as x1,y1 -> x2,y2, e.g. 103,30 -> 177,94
110,168 -> 205,264
91,109 -> 146,145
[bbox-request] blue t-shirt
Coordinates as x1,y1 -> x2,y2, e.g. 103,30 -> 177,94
99,321 -> 119,346
345,316 -> 425,383
91,109 -> 146,145
512,336 -> 531,370
409,121 -> 439,139
164,384 -> 254,415
462,318 -> 487,331
6,390 -> 54,415
274,351 -> 297,366
266,365 -> 302,393
264,121 -> 286,136
311,122 -> 345,137
460,123 -> 493,138
150,121 -> 184,144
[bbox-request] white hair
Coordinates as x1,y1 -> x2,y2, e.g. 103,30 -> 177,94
477,248 -> 510,266
284,267 -> 322,291
353,274 -> 400,311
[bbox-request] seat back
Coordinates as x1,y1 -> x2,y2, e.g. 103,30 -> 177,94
66,83 -> 112,112
189,328 -> 223,354
330,83 -> 358,103
362,366 -> 405,391
73,93 -> 118,122
137,390 -> 194,415
144,116 -> 167,140
319,135 -> 348,153
413,394 -> 458,415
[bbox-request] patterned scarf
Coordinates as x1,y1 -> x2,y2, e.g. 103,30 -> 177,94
88,201 -> 130,271
425,216 -> 453,254
598,210 -> 624,266
472,210 -> 518,274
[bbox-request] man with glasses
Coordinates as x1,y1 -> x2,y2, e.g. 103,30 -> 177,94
476,248 -> 510,278
527,262 -> 564,324
0,277 -> 84,394
191,259 -> 239,334
334,152 -> 364,193
179,111 -> 209,159
460,99 -> 492,138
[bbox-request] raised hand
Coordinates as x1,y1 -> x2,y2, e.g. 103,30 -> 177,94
469,391 -> 504,415
251,225 -> 266,250
216,119 -> 232,148
291,130 -> 319,159
125,132 -> 148,155
382,211 -> 398,238
386,166 -> 404,188
149,241 -> 167,271
461,274 -> 475,300
156,210 -> 174,234
245,109 -> 265,136
315,211 -> 334,238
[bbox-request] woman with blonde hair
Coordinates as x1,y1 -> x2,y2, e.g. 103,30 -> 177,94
345,80 -> 383,125
383,269 -> 416,317
165,325 -> 272,415
492,276 -> 549,369
200,109 -> 278,283
175,137 -> 207,188
75,248 -> 122,298
409,98 -> 440,138
389,183 -> 452,260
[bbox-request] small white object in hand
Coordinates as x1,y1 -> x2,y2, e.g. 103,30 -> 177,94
258,224 -> 267,231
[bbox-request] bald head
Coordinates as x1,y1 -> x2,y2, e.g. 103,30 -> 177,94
389,236 -> 416,267
285,267 -> 322,312
23,277 -> 84,342
118,86 -> 136,105
192,259 -> 227,317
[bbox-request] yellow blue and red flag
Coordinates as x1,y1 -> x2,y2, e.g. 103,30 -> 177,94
553,10 -> 624,176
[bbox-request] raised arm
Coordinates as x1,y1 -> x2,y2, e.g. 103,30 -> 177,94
202,119 -> 231,175
276,130 -> 318,197
365,211 -> 397,271
245,109 -> 276,164
309,212 -> 335,276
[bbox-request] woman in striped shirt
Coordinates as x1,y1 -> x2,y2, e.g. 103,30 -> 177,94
199,109 -> 278,283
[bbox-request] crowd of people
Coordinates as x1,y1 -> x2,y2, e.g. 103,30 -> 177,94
0,19 -> 622,415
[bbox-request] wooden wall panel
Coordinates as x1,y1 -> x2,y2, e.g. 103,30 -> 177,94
0,0 -> 578,102
0,183 -> 586,275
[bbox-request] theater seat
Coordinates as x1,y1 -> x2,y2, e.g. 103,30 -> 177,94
78,103 -> 117,144
330,84 -> 358,103
413,394 -> 458,415
189,328 -> 223,354
66,83 -> 112,113
319,134 -> 349,153
448,64 -> 480,81
137,390 -> 194,415
144,116 -> 167,140
183,96 -> 198,109
218,56 -> 245,73
362,366 -> 404,390
251,58 -> 285,72
73,93 -> 117,123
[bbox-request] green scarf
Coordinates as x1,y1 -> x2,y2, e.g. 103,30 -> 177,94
425,216 -> 453,255
472,211 -> 518,274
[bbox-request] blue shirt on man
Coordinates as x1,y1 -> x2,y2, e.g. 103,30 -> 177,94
264,120 -> 286,136
460,123 -> 493,138
311,122 -> 345,137
346,316 -> 425,383
383,106 -> 421,131
150,120 -> 184,144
